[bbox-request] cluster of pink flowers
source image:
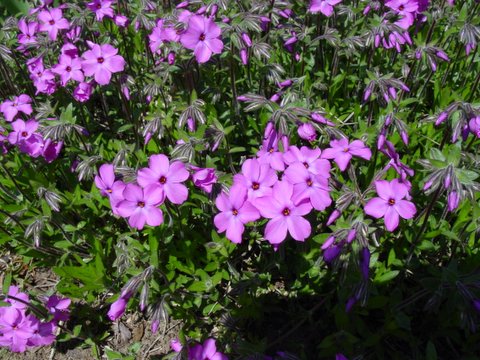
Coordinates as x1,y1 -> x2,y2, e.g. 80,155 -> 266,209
149,9 -> 223,63
0,286 -> 70,353
213,125 -> 373,248
0,94 -> 62,162
95,156 -> 217,230
17,4 -> 126,100
171,338 -> 228,360
309,0 -> 342,17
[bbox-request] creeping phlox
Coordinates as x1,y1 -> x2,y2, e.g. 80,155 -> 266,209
0,286 -> 71,353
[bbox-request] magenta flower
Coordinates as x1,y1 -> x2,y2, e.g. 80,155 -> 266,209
107,297 -> 128,321
81,42 -> 125,85
283,163 -> 332,211
38,8 -> 70,41
42,139 -> 63,163
87,0 -> 114,21
6,286 -> 29,309
116,184 -> 165,230
233,158 -> 277,200
469,116 -> 480,138
109,181 -> 127,216
297,123 -> 317,141
0,95 -> 32,122
191,167 -> 217,193
45,295 -> 71,322
94,164 -> 117,196
214,184 -> 260,244
0,308 -> 35,353
188,338 -> 228,360
7,119 -> 38,145
26,320 -> 56,347
257,129 -> 286,171
321,138 -> 372,171
180,15 -> 224,63
283,146 -> 331,178
309,0 -> 342,16
17,20 -> 38,46
73,81 -> 93,102
52,55 -> 84,86
364,179 -> 416,231
137,154 -> 189,204
254,181 -> 313,245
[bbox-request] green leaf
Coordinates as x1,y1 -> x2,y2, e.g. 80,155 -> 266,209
374,270 -> 399,284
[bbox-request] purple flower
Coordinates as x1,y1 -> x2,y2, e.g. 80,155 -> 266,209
283,146 -> 331,177
45,295 -> 71,322
81,42 -> 125,85
364,179 -> 416,231
38,8 -> 70,41
52,55 -> 84,86
180,15 -> 224,63
191,167 -> 217,193
309,0 -> 342,16
94,164 -> 117,196
7,119 -> 38,145
469,116 -> 480,138
233,158 -> 277,200
284,162 -> 332,211
17,20 -> 38,46
297,123 -> 317,141
321,138 -> 372,171
188,338 -> 228,360
107,297 -> 128,321
116,184 -> 165,230
6,286 -> 29,309
73,81 -> 93,102
447,191 -> 459,212
255,181 -> 313,245
137,154 -> 189,204
0,308 -> 35,353
0,95 -> 33,122
257,129 -> 285,171
214,184 -> 260,244
359,247 -> 370,280
87,0 -> 115,21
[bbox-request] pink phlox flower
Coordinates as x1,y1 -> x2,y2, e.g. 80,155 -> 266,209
61,42 -> 79,58
26,320 -> 56,347
18,134 -> 45,158
45,295 -> 71,322
116,184 -> 165,230
38,8 -> 70,41
309,0 -> 342,16
87,0 -> 115,21
28,60 -> 56,95
297,123 -> 317,141
233,158 -> 277,200
469,116 -> 480,138
191,166 -> 217,193
214,184 -> 260,244
283,145 -> 331,178
73,81 -> 94,102
254,181 -> 313,245
283,162 -> 332,211
17,19 -> 39,46
7,119 -> 39,145
6,286 -> 29,309
180,15 -> 224,63
188,338 -> 228,360
81,42 -> 125,85
65,26 -> 82,43
52,54 -> 84,86
0,95 -> 33,122
364,179 -> 416,231
257,129 -> 286,171
94,164 -> 117,196
108,180 -> 126,216
137,154 -> 189,204
42,139 -> 63,163
321,138 -> 372,171
380,140 -> 415,178
0,308 -> 35,353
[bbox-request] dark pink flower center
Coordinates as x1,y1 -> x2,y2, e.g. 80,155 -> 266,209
252,182 -> 260,190
388,198 -> 395,206
49,20 -> 55,25
282,207 -> 290,216
399,4 -> 405,11
137,201 -> 145,208
303,162 -> 309,169
106,188 -> 112,193
96,3 -> 101,9
232,209 -> 238,216
21,131 -> 28,137
307,179 -> 313,186
97,57 -> 104,64
199,33 -> 206,41
66,66 -> 72,72
343,147 -> 349,152
159,176 -> 167,184
268,148 -> 274,153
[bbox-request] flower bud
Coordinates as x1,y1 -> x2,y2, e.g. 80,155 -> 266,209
327,210 -> 341,225
241,32 -> 252,47
297,123 -> 316,141
107,297 -> 128,321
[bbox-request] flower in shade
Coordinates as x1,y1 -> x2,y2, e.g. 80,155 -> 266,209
6,286 -> 29,309
137,154 -> 189,204
38,8 -> 70,41
81,42 -> 125,85
188,338 -> 228,360
309,0 -> 342,16
45,295 -> 71,322
0,95 -> 32,122
191,167 -> 217,193
73,81 -> 94,102
469,116 -> 480,138
116,184 -> 165,230
87,0 -> 115,21
107,296 -> 128,321
321,138 -> 372,171
233,158 -> 277,200
42,139 -> 63,163
180,15 -> 224,63
254,181 -> 313,245
214,184 -> 260,244
52,55 -> 84,86
364,179 -> 416,231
